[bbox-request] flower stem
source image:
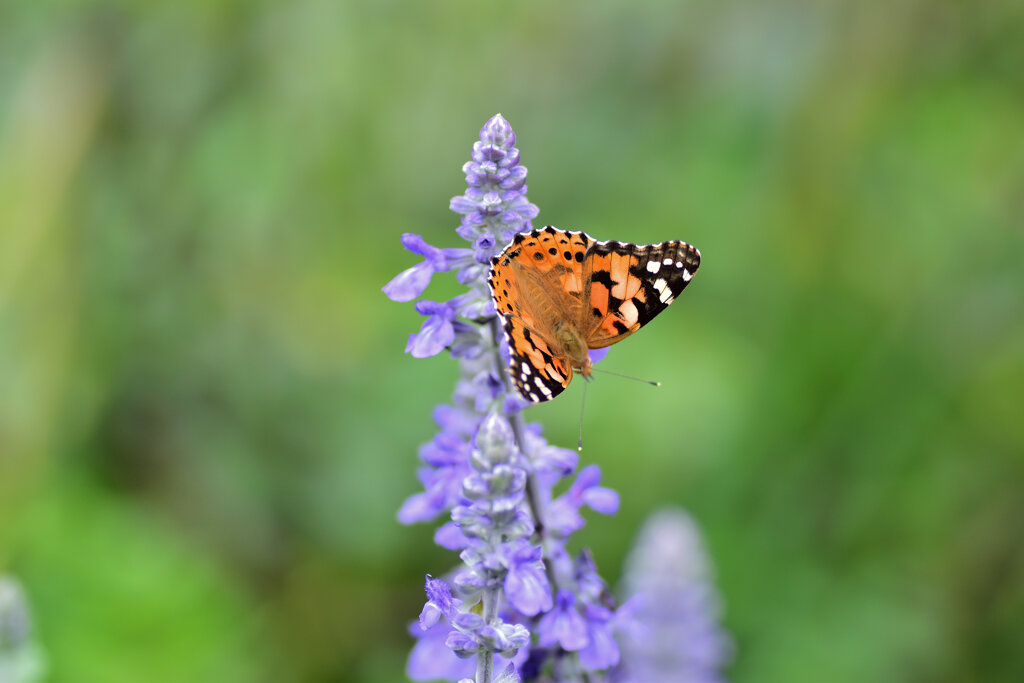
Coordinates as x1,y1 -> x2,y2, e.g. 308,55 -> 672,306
476,582 -> 499,683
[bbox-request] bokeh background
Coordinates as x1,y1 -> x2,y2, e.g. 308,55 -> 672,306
2,1 -> 1023,681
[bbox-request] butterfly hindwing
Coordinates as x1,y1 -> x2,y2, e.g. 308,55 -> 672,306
582,239 -> 700,348
500,313 -> 572,403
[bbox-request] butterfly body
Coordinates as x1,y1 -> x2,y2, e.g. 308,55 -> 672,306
487,226 -> 700,403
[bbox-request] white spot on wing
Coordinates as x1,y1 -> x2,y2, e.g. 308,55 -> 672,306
654,278 -> 673,303
662,257 -> 673,265
646,260 -> 660,274
683,270 -> 693,282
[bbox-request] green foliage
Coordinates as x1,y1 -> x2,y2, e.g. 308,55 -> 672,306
1,1 -> 1022,681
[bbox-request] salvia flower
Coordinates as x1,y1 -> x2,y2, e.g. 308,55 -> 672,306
612,508 -> 733,683
388,114 -> 665,682
546,465 -> 620,537
537,590 -> 589,651
383,234 -> 474,303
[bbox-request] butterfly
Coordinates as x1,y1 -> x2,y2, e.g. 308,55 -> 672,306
487,226 -> 700,403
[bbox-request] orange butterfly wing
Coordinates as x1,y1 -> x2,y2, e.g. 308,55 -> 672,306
581,239 -> 700,348
488,227 -> 592,402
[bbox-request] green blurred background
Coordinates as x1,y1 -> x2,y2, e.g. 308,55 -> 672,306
2,1 -> 1023,681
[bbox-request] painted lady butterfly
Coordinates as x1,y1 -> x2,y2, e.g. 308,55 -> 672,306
487,226 -> 700,403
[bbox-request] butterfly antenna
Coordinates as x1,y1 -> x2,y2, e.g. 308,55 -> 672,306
591,367 -> 662,386
577,380 -> 588,452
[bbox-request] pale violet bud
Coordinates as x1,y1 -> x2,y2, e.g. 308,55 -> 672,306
479,622 -> 531,658
462,465 -> 526,502
447,631 -> 479,658
472,412 -> 516,469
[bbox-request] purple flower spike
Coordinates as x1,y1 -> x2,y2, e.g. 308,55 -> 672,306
448,115 -> 537,239
614,508 -> 733,682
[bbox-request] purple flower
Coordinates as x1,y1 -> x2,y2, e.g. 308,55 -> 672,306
546,465 -> 620,536
470,369 -> 505,413
405,300 -> 457,358
502,542 -> 553,616
419,575 -> 461,630
434,522 -> 470,550
383,234 -> 472,302
573,550 -> 613,610
434,403 -> 480,437
537,589 -> 588,651
408,619 -> 474,681
579,604 -> 620,670
474,232 -> 499,264
397,459 -> 470,524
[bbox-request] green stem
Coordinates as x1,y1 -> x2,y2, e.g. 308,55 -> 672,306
475,581 -> 498,682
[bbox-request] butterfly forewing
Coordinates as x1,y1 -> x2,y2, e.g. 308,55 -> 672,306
488,226 -> 700,404
582,239 -> 700,348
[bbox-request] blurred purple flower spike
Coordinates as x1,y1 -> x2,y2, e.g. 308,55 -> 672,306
613,508 -> 733,683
